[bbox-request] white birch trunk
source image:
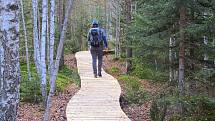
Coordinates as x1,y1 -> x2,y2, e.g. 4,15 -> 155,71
0,0 -> 20,120
47,1 -> 50,65
44,0 -> 74,120
203,36 -> 208,65
169,37 -> 173,82
32,0 -> 41,76
40,0 -> 48,104
49,0 -> 55,82
20,0 -> 31,81
38,7 -> 41,46
115,2 -> 121,59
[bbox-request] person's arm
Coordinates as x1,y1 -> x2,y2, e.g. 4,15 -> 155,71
102,29 -> 108,49
87,29 -> 91,50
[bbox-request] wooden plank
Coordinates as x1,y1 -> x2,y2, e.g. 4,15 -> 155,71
66,51 -> 130,121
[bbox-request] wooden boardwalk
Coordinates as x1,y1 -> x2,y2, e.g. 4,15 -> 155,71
66,51 -> 130,121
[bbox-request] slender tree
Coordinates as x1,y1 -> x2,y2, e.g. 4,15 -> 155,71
44,0 -> 74,120
20,0 -> 32,81
49,0 -> 55,79
47,0 -> 50,65
58,0 -> 65,69
178,5 -> 187,97
40,0 -> 48,104
124,0 -> 132,73
0,0 -> 20,120
32,0 -> 41,77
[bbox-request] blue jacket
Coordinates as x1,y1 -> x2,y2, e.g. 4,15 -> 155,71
88,27 -> 108,48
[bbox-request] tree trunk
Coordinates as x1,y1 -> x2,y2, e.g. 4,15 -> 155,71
203,36 -> 214,97
178,6 -> 187,97
44,0 -> 74,120
169,36 -> 178,85
188,37 -> 196,96
0,0 -> 20,120
125,0 -> 132,73
21,0 -> 32,81
40,0 -> 48,105
115,1 -> 121,59
213,39 -> 215,65
178,6 -> 187,115
38,5 -> 41,47
49,0 -> 56,79
32,0 -> 41,77
47,0 -> 50,65
58,0 -> 65,69
169,37 -> 174,83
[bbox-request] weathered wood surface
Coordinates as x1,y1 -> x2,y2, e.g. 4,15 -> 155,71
66,51 -> 130,121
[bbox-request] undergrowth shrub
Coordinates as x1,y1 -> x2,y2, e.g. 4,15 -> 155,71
150,99 -> 168,121
118,75 -> 147,105
20,75 -> 42,102
106,66 -> 120,75
132,64 -> 168,82
150,94 -> 215,121
20,63 -> 42,102
20,63 -> 80,103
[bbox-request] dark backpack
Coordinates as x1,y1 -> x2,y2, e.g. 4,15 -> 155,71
90,28 -> 102,47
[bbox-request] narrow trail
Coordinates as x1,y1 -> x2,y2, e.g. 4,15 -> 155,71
66,51 -> 130,121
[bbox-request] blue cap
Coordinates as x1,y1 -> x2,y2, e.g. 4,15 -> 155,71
92,19 -> 99,25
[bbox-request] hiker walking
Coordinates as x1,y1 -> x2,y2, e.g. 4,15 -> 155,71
87,19 -> 108,78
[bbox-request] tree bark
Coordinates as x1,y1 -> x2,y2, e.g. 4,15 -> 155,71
0,0 -> 20,120
169,37 -> 174,82
20,0 -> 32,81
169,36 -> 178,84
32,0 -> 41,77
178,6 -> 187,97
44,0 -> 74,120
115,1 -> 121,59
178,5 -> 188,115
125,0 -> 132,73
40,0 -> 48,105
47,0 -> 50,65
49,0 -> 56,79
58,0 -> 65,69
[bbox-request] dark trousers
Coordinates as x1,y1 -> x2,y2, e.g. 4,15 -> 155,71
90,46 -> 103,75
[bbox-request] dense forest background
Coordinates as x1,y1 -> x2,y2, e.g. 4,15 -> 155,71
0,0 -> 214,120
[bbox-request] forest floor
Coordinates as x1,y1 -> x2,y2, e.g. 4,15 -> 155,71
18,53 -> 161,121
18,54 -> 80,121
103,54 -> 163,121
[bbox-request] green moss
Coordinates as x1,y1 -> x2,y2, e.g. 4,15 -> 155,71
132,64 -> 168,82
20,63 -> 80,102
150,94 -> 215,121
118,75 -> 147,105
106,66 -> 120,75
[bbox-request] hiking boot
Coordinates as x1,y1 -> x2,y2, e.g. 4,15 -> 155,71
94,74 -> 97,78
98,74 -> 102,77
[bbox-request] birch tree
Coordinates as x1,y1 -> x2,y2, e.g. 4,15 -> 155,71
0,0 -> 20,120
44,0 -> 74,120
47,0 -> 50,65
32,0 -> 41,77
49,0 -> 55,79
169,36 -> 178,84
169,37 -> 174,82
20,0 -> 31,81
40,0 -> 48,103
